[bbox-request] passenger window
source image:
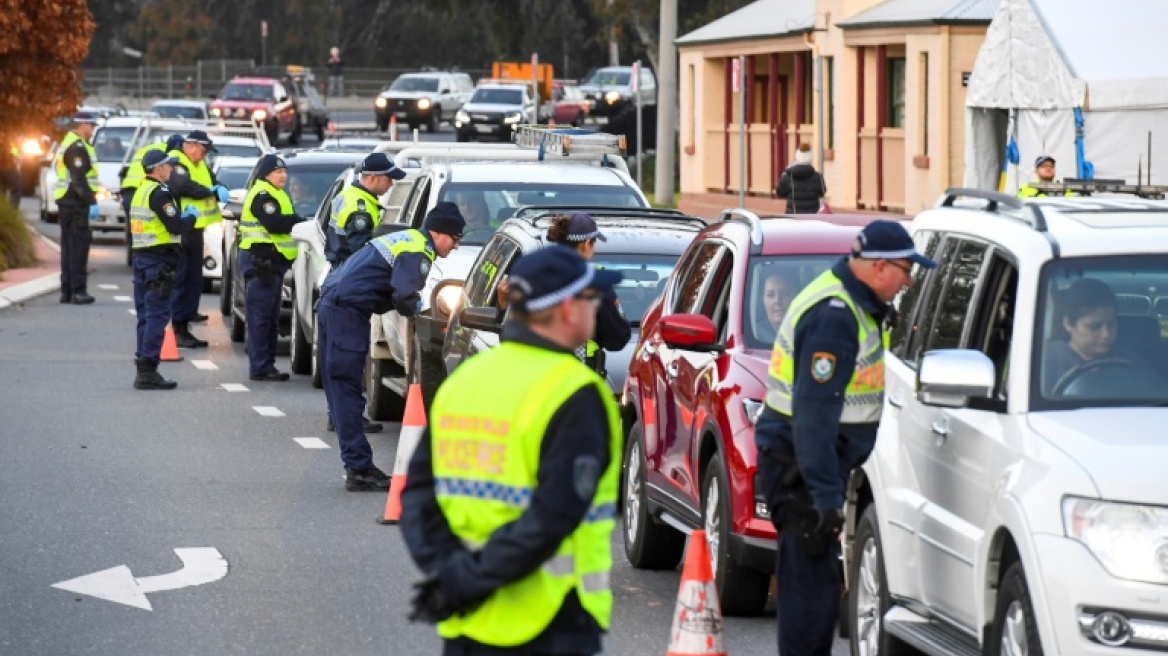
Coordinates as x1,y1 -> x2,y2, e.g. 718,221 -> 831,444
889,230 -> 940,361
316,178 -> 345,230
671,242 -> 724,314
923,238 -> 989,354
465,237 -> 519,307
402,177 -> 432,228
699,251 -> 735,342
968,250 -> 1018,403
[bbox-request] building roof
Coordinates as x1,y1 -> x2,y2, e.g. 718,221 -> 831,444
838,0 -> 999,29
676,0 -> 815,46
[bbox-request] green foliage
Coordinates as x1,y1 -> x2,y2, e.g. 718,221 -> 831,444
0,197 -> 37,273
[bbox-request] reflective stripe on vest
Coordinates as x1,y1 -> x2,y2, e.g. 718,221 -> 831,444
239,179 -> 298,260
170,150 -> 221,228
764,269 -> 888,423
129,180 -> 180,249
122,142 -> 166,190
53,132 -> 98,200
328,184 -> 382,235
431,341 -> 620,647
369,229 -> 435,267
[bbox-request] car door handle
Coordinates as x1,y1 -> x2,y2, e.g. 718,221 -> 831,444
931,417 -> 950,438
888,394 -> 904,409
666,362 -> 679,378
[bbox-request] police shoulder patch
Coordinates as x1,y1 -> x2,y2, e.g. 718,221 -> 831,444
419,260 -> 431,276
811,351 -> 837,383
263,201 -> 277,215
163,203 -> 177,217
572,455 -> 601,501
352,215 -> 369,231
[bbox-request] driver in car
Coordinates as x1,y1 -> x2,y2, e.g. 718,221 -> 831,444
448,189 -> 494,230
1043,278 -> 1142,392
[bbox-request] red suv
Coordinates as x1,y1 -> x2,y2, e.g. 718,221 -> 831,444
621,209 -> 881,615
210,76 -> 300,145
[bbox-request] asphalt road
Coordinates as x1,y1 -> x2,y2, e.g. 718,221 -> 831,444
1,195 -> 851,655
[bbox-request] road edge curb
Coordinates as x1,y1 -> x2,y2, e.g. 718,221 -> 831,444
0,234 -> 62,311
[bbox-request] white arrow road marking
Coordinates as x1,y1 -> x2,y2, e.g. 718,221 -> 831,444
51,548 -> 227,611
113,295 -> 131,302
191,360 -> 218,370
293,437 -> 330,449
220,383 -> 249,392
253,406 -> 285,417
98,284 -> 118,290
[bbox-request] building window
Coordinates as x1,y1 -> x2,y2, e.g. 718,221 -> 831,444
919,53 -> 929,153
887,57 -> 906,128
825,56 -> 835,148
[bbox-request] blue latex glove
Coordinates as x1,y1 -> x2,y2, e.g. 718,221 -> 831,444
181,205 -> 199,222
213,184 -> 229,203
414,299 -> 424,315
87,204 -> 100,221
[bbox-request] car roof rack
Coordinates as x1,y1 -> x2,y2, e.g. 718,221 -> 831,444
118,116 -> 271,168
717,207 -> 764,246
939,188 -> 1049,232
513,125 -> 627,160
1032,178 -> 1168,200
392,143 -> 630,174
513,205 -> 707,228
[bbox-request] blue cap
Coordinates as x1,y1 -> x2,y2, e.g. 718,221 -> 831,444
254,153 -> 287,181
564,212 -> 607,242
1035,154 -> 1055,168
422,201 -> 466,238
506,245 -> 623,313
72,111 -> 99,125
184,130 -> 217,153
165,134 -> 185,152
142,150 -> 179,172
851,220 -> 937,268
360,152 -> 406,180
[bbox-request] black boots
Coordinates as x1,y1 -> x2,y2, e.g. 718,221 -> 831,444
134,358 -> 177,390
173,321 -> 208,348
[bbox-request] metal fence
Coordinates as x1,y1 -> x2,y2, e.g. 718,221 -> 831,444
81,60 -> 491,100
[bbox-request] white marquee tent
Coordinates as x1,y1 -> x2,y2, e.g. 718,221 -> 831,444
964,0 -> 1168,192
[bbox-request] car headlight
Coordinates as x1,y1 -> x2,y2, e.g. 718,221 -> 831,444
94,186 -> 113,202
433,285 -> 463,320
605,90 -> 622,104
253,109 -> 268,121
503,112 -> 522,124
1064,497 -> 1168,584
20,138 -> 43,157
375,97 -> 388,109
742,399 -> 763,426
210,107 -> 221,117
417,98 -> 431,110
455,110 -> 469,123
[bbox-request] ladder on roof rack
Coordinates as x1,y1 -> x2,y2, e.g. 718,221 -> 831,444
512,125 -> 627,159
939,188 -> 1049,231
118,116 -> 271,170
1033,178 -> 1168,200
512,205 -> 706,228
390,143 -> 631,174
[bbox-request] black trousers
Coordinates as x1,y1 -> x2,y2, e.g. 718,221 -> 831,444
58,202 -> 92,296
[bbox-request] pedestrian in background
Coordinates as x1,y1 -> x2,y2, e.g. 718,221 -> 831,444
317,201 -> 464,492
754,221 -> 935,656
239,154 -> 307,381
128,149 -> 195,390
53,111 -> 101,305
326,46 -> 344,99
166,130 -> 230,349
402,245 -> 623,656
776,143 -> 827,214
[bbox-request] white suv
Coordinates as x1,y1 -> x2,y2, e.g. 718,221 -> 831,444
845,188 -> 1168,656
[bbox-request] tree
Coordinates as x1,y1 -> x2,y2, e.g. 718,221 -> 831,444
0,0 -> 95,149
132,0 -> 215,65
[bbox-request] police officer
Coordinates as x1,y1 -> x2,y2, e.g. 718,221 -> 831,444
120,134 -> 184,221
240,154 -> 307,381
1018,154 -> 1062,198
325,152 -> 405,266
318,201 -> 465,491
167,130 -> 230,348
401,245 -> 623,656
754,220 -> 935,656
53,111 -> 101,305
129,149 -> 196,390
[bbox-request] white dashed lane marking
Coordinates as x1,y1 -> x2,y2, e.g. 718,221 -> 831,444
113,295 -> 131,302
293,437 -> 330,449
98,284 -> 119,290
220,383 -> 249,392
253,406 -> 285,417
192,360 -> 218,370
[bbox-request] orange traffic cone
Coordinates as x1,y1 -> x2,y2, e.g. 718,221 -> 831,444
389,114 -> 398,141
666,530 -> 727,656
377,383 -> 426,525
160,326 -> 183,362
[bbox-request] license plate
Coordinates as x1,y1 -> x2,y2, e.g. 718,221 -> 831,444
395,111 -> 408,119
475,124 -> 494,134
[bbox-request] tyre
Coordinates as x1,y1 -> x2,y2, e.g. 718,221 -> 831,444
376,117 -> 389,132
622,421 -> 686,569
407,122 -> 420,133
289,115 -> 302,146
848,505 -> 913,656
290,300 -> 312,374
229,310 -> 245,343
202,277 -> 215,294
219,260 -> 232,316
426,111 -> 440,133
315,120 -> 325,141
988,561 -> 1044,656
411,330 -> 446,411
365,356 -> 405,421
455,132 -> 469,143
702,454 -> 770,616
310,310 -> 323,389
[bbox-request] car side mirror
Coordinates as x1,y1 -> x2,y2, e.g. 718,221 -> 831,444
290,221 -> 317,245
431,279 -> 464,322
659,314 -> 725,353
916,350 -> 995,408
458,306 -> 502,334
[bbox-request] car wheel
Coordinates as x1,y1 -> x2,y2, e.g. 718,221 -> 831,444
407,121 -> 420,134
219,260 -> 232,316
310,310 -> 323,389
622,420 -> 686,569
290,300 -> 312,374
365,356 -> 405,421
989,561 -> 1044,656
315,120 -> 325,141
229,308 -> 246,343
456,132 -> 469,143
702,454 -> 770,616
201,276 -> 215,294
848,504 -> 913,656
376,117 -> 389,132
410,330 -> 446,411
426,111 -> 440,133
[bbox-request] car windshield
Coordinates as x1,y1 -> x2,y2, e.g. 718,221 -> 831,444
220,83 -> 273,101
581,70 -> 630,86
390,77 -> 440,93
151,104 -> 205,119
260,164 -> 355,216
92,127 -> 136,162
1034,255 -> 1168,407
211,143 -> 264,159
438,182 -> 646,246
470,89 -> 523,105
215,166 -> 253,191
742,255 -> 839,349
594,253 -> 679,327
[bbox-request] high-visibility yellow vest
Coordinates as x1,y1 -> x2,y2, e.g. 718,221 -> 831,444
122,142 -> 167,190
328,183 -> 382,235
368,229 -> 434,267
53,132 -> 98,200
240,179 -> 298,261
765,269 -> 889,423
169,149 -> 221,228
129,179 -> 181,249
1018,183 -> 1075,198
431,341 -> 620,646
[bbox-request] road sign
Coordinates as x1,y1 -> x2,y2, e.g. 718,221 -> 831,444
631,61 -> 640,93
261,20 -> 268,38
732,58 -> 740,93
51,548 -> 228,611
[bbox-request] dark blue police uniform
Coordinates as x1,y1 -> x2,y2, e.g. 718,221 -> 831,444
133,181 -> 191,369
57,124 -> 99,305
